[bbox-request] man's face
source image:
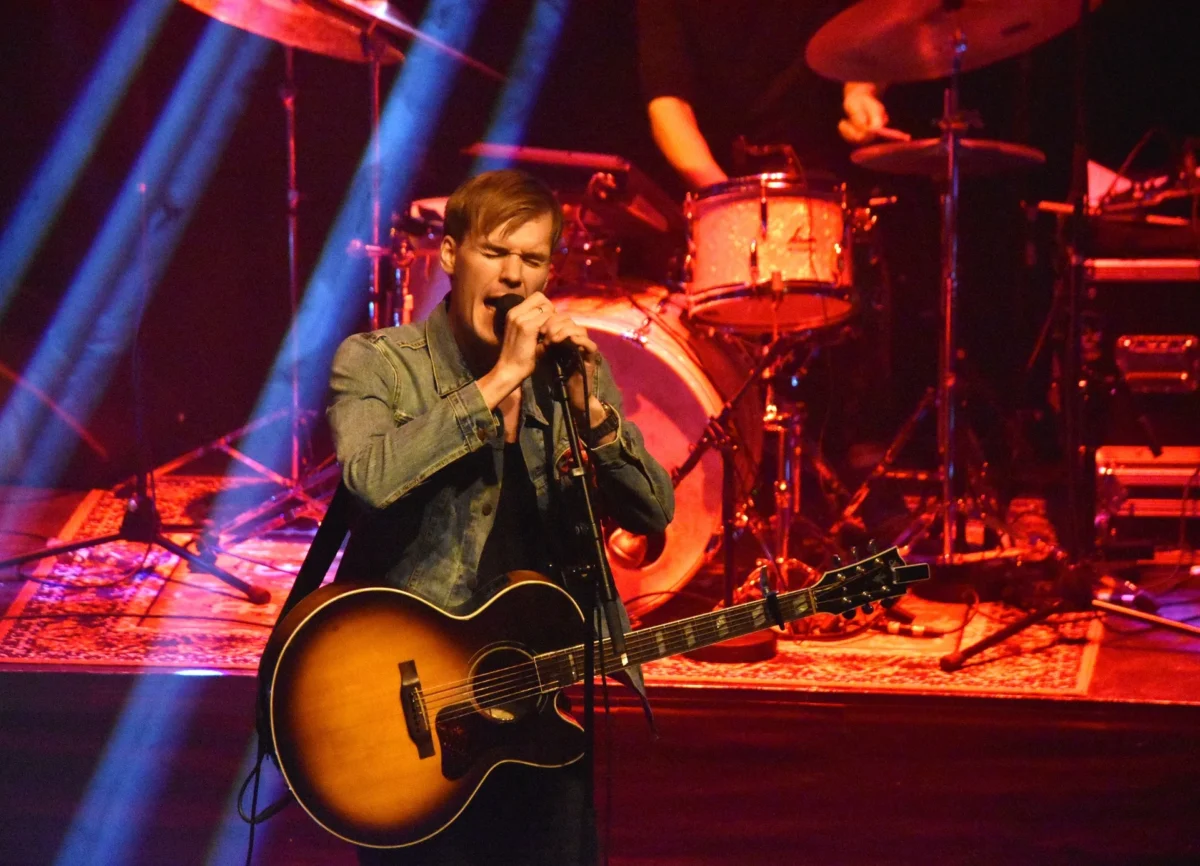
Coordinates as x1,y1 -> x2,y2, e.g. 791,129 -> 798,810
441,212 -> 554,362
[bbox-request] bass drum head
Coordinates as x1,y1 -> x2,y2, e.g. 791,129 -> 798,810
554,289 -> 759,618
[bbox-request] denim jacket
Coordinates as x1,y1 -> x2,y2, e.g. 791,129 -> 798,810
327,301 -> 676,621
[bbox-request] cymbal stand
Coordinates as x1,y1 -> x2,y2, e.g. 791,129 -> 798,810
218,42 -> 400,546
892,30 -> 1002,567
936,31 -> 967,564
358,43 -> 413,329
283,46 -> 305,485
197,47 -> 336,545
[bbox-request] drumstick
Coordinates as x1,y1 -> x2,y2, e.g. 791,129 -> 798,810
839,120 -> 913,143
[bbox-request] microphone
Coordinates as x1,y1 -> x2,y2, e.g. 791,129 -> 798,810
491,293 -> 525,341
492,292 -> 583,371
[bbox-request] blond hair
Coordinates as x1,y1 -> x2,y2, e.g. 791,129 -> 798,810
443,169 -> 563,249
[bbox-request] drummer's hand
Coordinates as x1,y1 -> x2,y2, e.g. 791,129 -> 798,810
840,82 -> 888,145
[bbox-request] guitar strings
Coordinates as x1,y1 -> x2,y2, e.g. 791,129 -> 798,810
423,576 -> 891,718
424,583 -> 855,715
423,602 -> 762,709
425,600 -> 789,717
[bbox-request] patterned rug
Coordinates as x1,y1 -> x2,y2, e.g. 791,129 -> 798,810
643,601 -> 1101,696
0,476 -> 1101,697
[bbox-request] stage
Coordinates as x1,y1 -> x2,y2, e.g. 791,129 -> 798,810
2,483 -> 1198,865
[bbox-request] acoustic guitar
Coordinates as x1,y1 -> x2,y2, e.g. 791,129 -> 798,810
262,547 -> 928,848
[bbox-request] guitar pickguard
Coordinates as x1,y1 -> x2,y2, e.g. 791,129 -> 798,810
436,700 -> 538,780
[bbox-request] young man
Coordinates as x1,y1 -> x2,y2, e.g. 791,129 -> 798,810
328,169 -> 675,865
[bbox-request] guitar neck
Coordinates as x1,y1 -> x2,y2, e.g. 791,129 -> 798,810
535,585 -> 819,689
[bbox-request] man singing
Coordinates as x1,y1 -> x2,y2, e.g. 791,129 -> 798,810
327,169 -> 675,865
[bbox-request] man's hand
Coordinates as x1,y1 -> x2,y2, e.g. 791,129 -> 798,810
839,82 -> 888,145
475,292 -> 554,410
540,310 -> 609,435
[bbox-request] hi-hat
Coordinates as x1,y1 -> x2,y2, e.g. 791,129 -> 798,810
806,0 -> 1101,83
852,137 -> 1046,177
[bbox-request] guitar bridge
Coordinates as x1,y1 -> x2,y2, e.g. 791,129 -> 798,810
399,660 -> 435,759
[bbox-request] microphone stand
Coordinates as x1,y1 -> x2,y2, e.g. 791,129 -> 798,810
549,354 -> 627,857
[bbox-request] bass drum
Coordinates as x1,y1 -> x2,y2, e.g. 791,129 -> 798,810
553,288 -> 761,619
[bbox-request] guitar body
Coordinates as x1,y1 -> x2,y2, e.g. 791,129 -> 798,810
265,577 -> 589,848
262,548 -> 928,849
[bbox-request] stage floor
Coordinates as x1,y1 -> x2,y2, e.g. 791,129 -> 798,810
1,483 -> 1199,864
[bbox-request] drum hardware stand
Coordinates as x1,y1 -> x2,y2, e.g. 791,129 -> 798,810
356,36 -> 415,330
214,33 -> 407,546
759,351 -> 846,584
190,46 -> 342,547
0,180 -> 270,604
889,30 -> 1015,571
670,341 -> 790,661
933,0 -> 1200,673
830,386 -> 936,538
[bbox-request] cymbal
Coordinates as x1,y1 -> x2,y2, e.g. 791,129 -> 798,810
180,0 -> 404,64
807,0 -> 1101,83
332,0 -> 504,81
851,138 -> 1046,177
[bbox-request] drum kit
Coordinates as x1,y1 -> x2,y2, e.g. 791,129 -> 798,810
179,1 -> 1095,630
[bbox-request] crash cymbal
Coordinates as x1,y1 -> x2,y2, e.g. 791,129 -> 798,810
181,0 -> 403,63
807,0 -> 1101,83
852,138 -> 1046,176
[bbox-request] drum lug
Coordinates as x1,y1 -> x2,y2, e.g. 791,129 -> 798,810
621,316 -> 653,346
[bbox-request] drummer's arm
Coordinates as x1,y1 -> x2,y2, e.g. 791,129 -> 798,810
647,96 -> 728,191
839,82 -> 888,144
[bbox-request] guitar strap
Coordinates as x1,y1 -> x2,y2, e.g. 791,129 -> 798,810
255,481 -> 351,747
244,482 -> 352,826
278,480 -> 352,619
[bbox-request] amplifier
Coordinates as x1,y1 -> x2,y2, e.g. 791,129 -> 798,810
1095,445 -> 1200,556
1082,258 -> 1200,447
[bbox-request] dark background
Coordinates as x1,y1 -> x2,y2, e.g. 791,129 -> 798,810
1,0 -> 1198,489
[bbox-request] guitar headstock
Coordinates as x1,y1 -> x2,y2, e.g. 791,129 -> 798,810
810,547 -> 930,617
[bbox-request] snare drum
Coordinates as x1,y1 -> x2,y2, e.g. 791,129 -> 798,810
554,288 -> 761,618
686,174 -> 854,334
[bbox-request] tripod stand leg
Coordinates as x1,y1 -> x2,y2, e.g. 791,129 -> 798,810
0,533 -> 124,570
939,598 -> 1067,672
1093,599 -> 1200,638
155,535 -> 271,605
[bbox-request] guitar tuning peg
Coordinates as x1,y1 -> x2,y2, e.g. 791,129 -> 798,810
849,547 -> 859,562
830,554 -> 842,568
861,602 -> 875,615
867,539 -> 878,555
842,609 -> 857,620
880,597 -> 897,609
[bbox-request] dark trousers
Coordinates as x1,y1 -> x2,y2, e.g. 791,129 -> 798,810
356,762 -> 595,866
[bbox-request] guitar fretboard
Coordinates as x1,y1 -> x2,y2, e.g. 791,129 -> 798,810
533,586 -> 817,691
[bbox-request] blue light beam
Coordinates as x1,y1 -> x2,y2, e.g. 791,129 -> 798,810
472,0 -> 571,173
0,22 -> 268,501
51,675 -> 193,866
0,0 -> 176,322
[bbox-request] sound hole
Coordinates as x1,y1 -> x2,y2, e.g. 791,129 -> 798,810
470,646 -> 539,723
